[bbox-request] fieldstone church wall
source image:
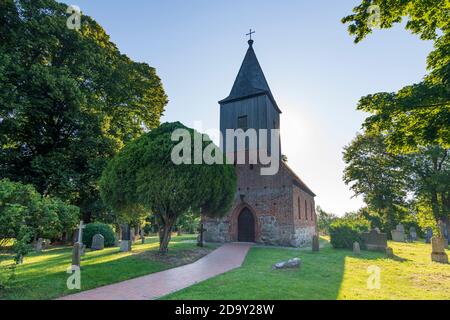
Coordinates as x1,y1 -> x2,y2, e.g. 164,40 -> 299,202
203,162 -> 317,247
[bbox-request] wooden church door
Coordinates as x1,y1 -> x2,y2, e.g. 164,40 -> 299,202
238,208 -> 255,242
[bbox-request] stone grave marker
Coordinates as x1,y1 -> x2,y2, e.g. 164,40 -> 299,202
409,227 -> 417,241
361,229 -> 388,252
391,224 -> 406,242
431,236 -> 448,264
425,228 -> 433,244
35,238 -> 43,252
141,230 -> 145,244
353,242 -> 361,256
312,235 -> 319,252
120,224 -> 132,252
91,234 -> 104,251
72,242 -> 81,267
197,224 -> 207,247
386,247 -> 394,259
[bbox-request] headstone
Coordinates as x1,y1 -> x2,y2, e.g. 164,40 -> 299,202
114,236 -> 120,247
91,234 -> 105,251
431,237 -> 448,264
197,224 -> 206,247
353,242 -> 361,256
72,242 -> 81,267
409,227 -> 417,241
130,228 -> 136,242
35,238 -> 44,252
120,240 -> 132,252
122,224 -> 130,241
391,224 -> 406,242
43,239 -> 50,250
120,224 -> 132,252
141,230 -> 145,244
312,235 -> 319,252
425,228 -> 433,243
80,244 -> 86,256
386,247 -> 394,259
272,258 -> 301,270
362,229 -> 388,251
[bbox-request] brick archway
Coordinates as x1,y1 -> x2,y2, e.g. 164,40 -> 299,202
230,202 -> 260,242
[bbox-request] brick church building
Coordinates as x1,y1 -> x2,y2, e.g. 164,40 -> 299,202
203,38 -> 318,247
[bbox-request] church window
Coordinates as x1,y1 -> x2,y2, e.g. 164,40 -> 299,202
298,198 -> 301,220
305,200 -> 308,220
237,115 -> 248,130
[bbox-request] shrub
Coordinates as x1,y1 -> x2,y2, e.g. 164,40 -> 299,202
82,223 -> 115,248
329,218 -> 370,249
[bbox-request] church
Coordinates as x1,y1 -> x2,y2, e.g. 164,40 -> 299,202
203,37 -> 318,247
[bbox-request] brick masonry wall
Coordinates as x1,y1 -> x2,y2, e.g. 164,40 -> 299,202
203,162 -> 317,247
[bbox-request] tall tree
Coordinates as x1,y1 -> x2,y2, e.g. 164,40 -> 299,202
343,132 -> 409,232
100,122 -> 237,253
0,0 -> 168,221
342,0 -> 450,152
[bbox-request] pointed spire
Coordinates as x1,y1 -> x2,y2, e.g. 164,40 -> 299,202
220,39 -> 281,113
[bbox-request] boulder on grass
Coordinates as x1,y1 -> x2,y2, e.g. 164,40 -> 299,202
272,258 -> 301,270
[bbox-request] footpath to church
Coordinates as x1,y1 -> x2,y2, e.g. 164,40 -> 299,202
59,243 -> 252,300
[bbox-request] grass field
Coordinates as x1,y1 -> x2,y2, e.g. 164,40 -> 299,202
163,240 -> 450,300
0,234 -> 212,300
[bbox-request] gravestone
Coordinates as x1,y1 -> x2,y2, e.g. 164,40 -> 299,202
409,227 -> 417,241
72,242 -> 81,267
362,229 -> 388,252
43,239 -> 50,250
141,230 -> 145,244
391,224 -> 406,242
197,224 -> 207,247
312,235 -> 319,252
91,234 -> 105,251
120,224 -> 132,252
425,228 -> 433,244
386,247 -> 394,259
353,242 -> 361,256
431,237 -> 448,264
35,238 -> 44,252
130,228 -> 136,242
439,221 -> 449,247
80,244 -> 86,256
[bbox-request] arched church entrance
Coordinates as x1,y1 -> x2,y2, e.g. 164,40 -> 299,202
238,208 -> 255,242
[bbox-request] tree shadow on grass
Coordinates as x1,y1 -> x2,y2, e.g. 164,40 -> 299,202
0,237 -> 208,300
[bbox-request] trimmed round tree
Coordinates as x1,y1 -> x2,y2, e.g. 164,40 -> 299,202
100,122 -> 236,253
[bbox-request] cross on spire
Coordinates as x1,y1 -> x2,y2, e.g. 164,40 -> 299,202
246,29 -> 255,41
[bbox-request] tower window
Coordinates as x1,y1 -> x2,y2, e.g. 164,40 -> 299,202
237,116 -> 248,130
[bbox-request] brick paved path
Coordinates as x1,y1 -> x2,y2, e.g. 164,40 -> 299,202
59,243 -> 252,300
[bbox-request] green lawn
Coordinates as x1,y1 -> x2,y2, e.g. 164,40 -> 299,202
163,240 -> 450,300
0,234 -> 213,300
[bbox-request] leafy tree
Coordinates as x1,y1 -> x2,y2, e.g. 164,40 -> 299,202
175,208 -> 201,234
342,0 -> 450,152
343,132 -> 409,232
407,146 -> 450,234
0,0 -> 167,221
0,179 -> 80,247
100,122 -> 237,253
316,206 -> 337,234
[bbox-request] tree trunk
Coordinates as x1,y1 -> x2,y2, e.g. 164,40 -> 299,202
159,216 -> 176,254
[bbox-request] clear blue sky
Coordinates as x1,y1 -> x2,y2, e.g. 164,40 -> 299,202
60,0 -> 433,216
